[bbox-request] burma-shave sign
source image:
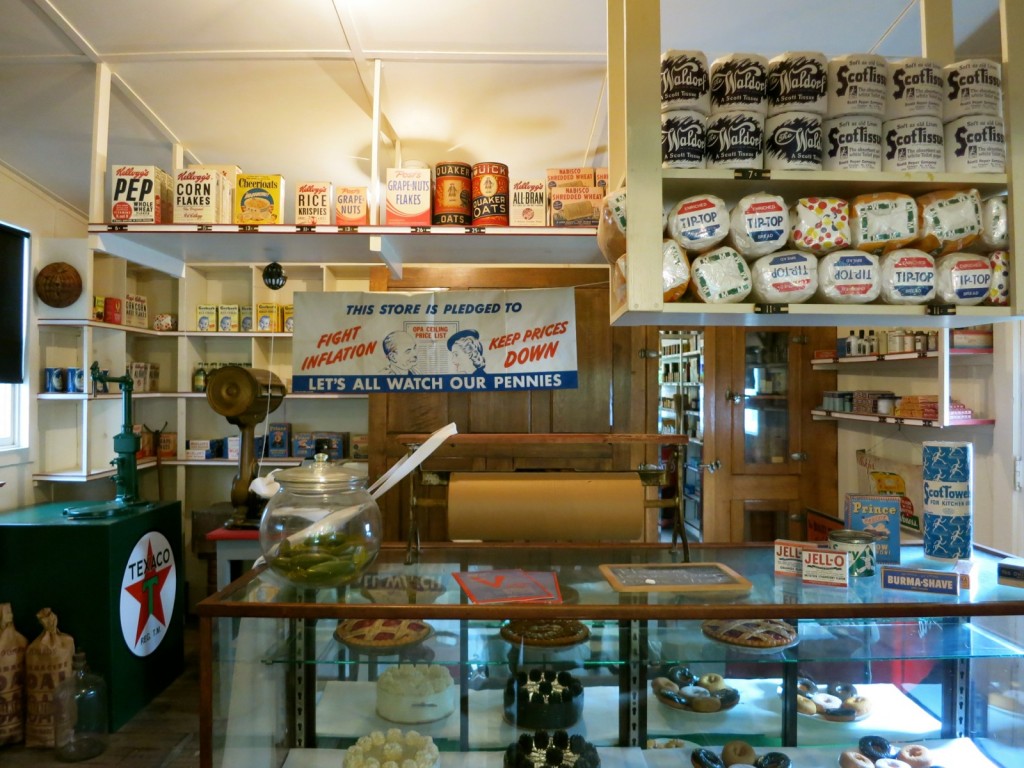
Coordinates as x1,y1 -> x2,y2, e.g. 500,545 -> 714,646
292,288 -> 578,393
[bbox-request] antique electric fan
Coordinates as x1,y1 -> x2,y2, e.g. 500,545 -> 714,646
205,366 -> 286,527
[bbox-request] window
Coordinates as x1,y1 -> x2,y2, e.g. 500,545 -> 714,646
0,382 -> 21,448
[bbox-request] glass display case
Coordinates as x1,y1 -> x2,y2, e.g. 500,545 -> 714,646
198,542 -> 1024,768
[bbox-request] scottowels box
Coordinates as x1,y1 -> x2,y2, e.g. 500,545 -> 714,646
922,441 -> 973,561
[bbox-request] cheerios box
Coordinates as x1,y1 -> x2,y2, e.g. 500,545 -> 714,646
235,174 -> 285,225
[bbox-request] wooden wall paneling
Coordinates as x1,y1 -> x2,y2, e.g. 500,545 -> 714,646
797,327 -> 839,518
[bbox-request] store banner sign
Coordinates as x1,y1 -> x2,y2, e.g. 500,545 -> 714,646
292,288 -> 578,394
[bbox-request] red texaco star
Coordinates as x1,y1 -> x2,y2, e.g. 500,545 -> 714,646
123,541 -> 172,645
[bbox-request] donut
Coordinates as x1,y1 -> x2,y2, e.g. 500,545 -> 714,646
810,692 -> 843,712
721,740 -> 757,767
796,675 -> 818,695
753,752 -> 792,768
838,751 -> 873,768
828,682 -> 858,699
859,735 -> 896,762
843,695 -> 872,717
680,685 -> 711,702
652,677 -> 679,695
691,747 -> 726,768
690,694 -> 722,712
670,665 -> 698,686
874,760 -> 911,768
713,687 -> 740,709
821,706 -> 858,722
897,744 -> 933,768
699,673 -> 728,691
796,694 -> 817,715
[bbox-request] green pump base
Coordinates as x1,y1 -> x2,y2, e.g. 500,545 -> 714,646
64,499 -> 155,519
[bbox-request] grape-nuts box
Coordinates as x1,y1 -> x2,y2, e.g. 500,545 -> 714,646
385,168 -> 431,225
336,186 -> 369,226
510,180 -> 546,226
110,165 -> 173,223
294,181 -> 333,226
173,167 -> 221,224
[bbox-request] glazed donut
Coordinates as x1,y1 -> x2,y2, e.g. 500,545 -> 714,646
680,684 -> 711,702
828,682 -> 858,699
874,760 -> 911,768
821,706 -> 858,722
796,693 -> 817,715
670,665 -> 698,686
838,751 -> 873,768
810,692 -> 843,712
713,687 -> 740,709
690,694 -> 723,713
652,677 -> 679,695
796,675 -> 818,695
753,752 -> 792,768
859,735 -> 896,762
843,695 -> 872,717
699,672 -> 728,691
720,739 -> 757,766
897,744 -> 933,768
691,747 -> 726,768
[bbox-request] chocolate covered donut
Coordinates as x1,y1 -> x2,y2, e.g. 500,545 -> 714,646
859,735 -> 896,762
691,747 -> 726,768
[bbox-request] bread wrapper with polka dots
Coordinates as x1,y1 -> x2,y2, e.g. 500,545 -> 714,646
689,247 -> 752,303
987,250 -> 1010,306
935,252 -> 992,306
912,188 -> 982,256
879,249 -> 935,305
816,249 -> 880,304
788,196 -> 850,255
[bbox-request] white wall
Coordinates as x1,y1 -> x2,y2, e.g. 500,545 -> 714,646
0,162 -> 86,513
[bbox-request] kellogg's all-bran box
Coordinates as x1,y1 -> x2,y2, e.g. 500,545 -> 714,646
510,179 -> 547,226
336,186 -> 369,226
110,165 -> 173,223
235,174 -> 285,225
173,167 -> 221,224
385,168 -> 431,225
294,181 -> 333,226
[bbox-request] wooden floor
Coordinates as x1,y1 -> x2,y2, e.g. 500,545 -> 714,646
1,622 -> 200,768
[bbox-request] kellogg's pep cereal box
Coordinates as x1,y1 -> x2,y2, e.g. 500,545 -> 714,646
111,165 -> 173,223
235,174 -> 285,225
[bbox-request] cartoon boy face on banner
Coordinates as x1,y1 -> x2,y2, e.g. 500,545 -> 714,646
292,288 -> 578,394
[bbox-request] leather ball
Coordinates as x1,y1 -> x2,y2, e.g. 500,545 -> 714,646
35,262 -> 83,308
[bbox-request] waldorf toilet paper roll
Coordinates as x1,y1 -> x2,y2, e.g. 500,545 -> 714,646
879,249 -> 935,305
689,247 -> 752,303
666,194 -> 730,252
816,249 -> 880,304
981,195 -> 1008,249
922,441 -> 973,561
827,53 -> 887,117
934,252 -> 991,305
987,249 -> 1010,306
881,116 -> 944,173
822,115 -> 882,172
729,192 -> 788,258
709,53 -> 768,114
661,109 -> 706,168
942,58 -> 1003,122
750,250 -> 818,304
764,112 -> 822,170
767,51 -> 828,116
914,188 -> 982,256
661,50 -> 710,114
850,192 -> 918,254
886,58 -> 944,119
789,196 -> 851,255
944,115 -> 1005,174
705,111 -> 764,169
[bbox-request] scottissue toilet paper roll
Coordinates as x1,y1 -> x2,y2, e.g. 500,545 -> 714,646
710,53 -> 768,114
827,53 -> 887,117
944,115 -> 1005,174
882,116 -> 944,173
767,51 -> 828,116
705,111 -> 764,169
764,111 -> 822,170
661,109 -> 706,168
942,58 -> 1003,123
822,115 -> 882,172
922,441 -> 973,561
661,49 -> 710,114
886,57 -> 944,119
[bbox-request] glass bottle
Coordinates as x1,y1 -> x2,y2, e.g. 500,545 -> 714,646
53,650 -> 107,762
192,363 -> 206,393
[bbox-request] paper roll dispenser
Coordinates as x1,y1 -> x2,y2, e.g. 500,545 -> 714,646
206,366 -> 286,527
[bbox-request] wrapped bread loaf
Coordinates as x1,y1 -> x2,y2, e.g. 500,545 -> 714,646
596,187 -> 627,264
789,197 -> 851,255
879,249 -> 935,304
662,239 -> 691,301
850,192 -> 918,254
913,188 -> 982,256
987,250 -> 1010,306
667,194 -> 730,252
817,249 -> 880,303
981,195 -> 1008,250
689,247 -> 752,303
729,192 -> 789,259
750,250 -> 818,304
935,252 -> 991,305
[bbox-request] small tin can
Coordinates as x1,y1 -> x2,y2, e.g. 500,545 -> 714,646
829,529 -> 880,577
471,162 -> 509,227
433,162 -> 472,225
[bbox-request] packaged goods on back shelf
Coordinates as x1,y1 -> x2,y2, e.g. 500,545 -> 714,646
510,180 -> 546,227
256,303 -> 278,332
550,187 -> 604,227
134,426 -> 154,459
385,168 -> 431,225
266,423 -> 291,458
998,557 -> 1024,587
103,297 -> 122,325
235,174 -> 285,225
226,435 -> 240,461
158,432 -> 177,459
294,181 -> 333,226
350,434 -> 368,460
546,167 -> 598,225
93,296 -> 105,321
292,432 -> 315,459
952,327 -> 993,348
217,304 -> 239,333
894,395 -> 974,421
335,186 -> 369,226
281,304 -> 294,333
110,165 -> 173,223
123,293 -> 147,328
313,431 -> 348,460
239,305 -> 253,332
188,164 -> 241,223
173,167 -> 221,224
196,304 -> 217,332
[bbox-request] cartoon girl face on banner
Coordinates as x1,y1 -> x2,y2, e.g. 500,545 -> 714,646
447,328 -> 486,373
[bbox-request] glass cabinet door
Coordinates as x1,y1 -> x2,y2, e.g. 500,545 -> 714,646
735,330 -> 793,471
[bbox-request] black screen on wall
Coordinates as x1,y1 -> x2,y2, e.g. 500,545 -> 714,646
0,221 -> 29,384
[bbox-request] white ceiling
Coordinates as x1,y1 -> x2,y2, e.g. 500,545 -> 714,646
0,0 -> 1003,219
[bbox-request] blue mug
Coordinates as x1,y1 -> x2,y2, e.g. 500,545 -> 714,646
44,367 -> 65,393
67,367 -> 85,393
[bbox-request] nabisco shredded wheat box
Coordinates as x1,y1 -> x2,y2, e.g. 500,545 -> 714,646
189,164 -> 241,223
595,167 -> 610,189
385,168 -> 431,225
550,186 -> 604,227
235,174 -> 285,225
545,168 -> 596,224
110,165 -> 173,223
294,181 -> 333,226
173,167 -> 221,225
510,179 -> 547,226
336,186 -> 369,226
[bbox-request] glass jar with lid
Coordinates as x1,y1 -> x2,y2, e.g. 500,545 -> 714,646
259,454 -> 382,589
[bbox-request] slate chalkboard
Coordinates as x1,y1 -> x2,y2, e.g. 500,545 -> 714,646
599,562 -> 752,593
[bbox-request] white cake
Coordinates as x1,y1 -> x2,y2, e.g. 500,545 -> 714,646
343,728 -> 440,768
376,664 -> 456,724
